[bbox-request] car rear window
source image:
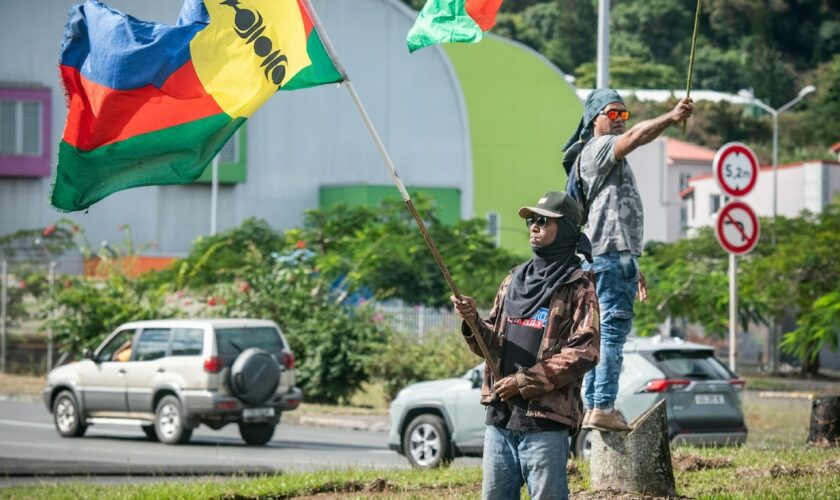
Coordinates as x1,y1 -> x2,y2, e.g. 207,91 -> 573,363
171,328 -> 204,356
652,350 -> 733,380
136,328 -> 171,361
215,327 -> 284,357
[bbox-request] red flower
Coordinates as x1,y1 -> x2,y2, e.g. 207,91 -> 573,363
207,297 -> 217,306
238,282 -> 251,293
296,240 -> 306,249
18,280 -> 26,289
43,225 -> 56,237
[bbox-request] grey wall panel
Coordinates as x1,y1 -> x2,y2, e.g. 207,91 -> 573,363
0,0 -> 471,257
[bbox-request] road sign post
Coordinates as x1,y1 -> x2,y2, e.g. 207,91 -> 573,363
713,143 -> 760,372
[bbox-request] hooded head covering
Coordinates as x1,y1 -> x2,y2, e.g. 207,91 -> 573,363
562,89 -> 625,174
505,192 -> 592,319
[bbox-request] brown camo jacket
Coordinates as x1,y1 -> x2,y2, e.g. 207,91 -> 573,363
461,268 -> 600,432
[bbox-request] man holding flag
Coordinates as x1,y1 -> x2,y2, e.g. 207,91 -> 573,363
452,191 -> 599,500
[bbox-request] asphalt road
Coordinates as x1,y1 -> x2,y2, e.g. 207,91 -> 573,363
0,399 -> 424,485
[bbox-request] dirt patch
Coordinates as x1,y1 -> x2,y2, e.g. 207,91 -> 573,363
572,488 -> 691,499
672,454 -> 733,472
736,459 -> 834,480
214,478 -> 480,499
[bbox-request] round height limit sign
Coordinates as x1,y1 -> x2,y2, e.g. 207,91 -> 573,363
714,142 -> 759,198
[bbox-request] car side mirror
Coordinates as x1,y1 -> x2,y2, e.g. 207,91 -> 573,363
470,369 -> 482,389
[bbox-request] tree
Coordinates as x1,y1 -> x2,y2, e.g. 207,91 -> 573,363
299,195 -> 520,307
805,54 -> 840,146
611,0 -> 692,66
575,55 -> 681,89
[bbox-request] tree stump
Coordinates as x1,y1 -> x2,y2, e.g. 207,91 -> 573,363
589,400 -> 676,497
807,395 -> 840,448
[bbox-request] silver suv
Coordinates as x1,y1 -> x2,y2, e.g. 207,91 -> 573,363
43,319 -> 301,446
388,336 -> 747,468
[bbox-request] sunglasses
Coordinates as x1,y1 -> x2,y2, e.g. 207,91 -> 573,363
525,215 -> 550,228
599,109 -> 631,121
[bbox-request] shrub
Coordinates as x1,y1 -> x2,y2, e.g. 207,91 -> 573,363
374,327 -> 482,401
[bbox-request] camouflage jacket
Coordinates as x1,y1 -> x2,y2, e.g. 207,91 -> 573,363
461,268 -> 600,431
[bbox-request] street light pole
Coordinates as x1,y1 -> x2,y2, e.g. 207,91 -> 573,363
736,85 -> 815,373
737,85 -> 816,223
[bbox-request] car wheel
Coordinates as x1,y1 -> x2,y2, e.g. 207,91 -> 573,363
52,390 -> 87,438
574,428 -> 593,461
239,422 -> 276,445
155,395 -> 192,445
403,414 -> 452,469
141,424 -> 159,441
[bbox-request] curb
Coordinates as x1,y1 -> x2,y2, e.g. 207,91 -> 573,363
288,414 -> 390,432
757,391 -> 815,400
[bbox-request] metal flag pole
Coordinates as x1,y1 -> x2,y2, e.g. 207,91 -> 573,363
1,260 -> 6,373
301,0 -> 501,381
210,155 -> 220,236
682,0 -> 702,137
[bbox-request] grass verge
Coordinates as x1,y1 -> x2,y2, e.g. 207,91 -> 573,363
2,448 -> 839,499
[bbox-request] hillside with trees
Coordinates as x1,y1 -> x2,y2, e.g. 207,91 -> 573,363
402,0 -> 840,163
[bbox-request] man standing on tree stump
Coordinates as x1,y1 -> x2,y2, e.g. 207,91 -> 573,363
452,191 -> 600,500
563,89 -> 693,432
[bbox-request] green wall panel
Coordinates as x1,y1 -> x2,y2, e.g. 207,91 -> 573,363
444,38 -> 582,254
319,185 -> 461,225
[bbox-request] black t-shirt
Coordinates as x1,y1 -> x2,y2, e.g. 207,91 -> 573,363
486,306 -> 566,431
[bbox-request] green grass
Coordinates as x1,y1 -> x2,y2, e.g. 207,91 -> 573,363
3,449 -> 839,499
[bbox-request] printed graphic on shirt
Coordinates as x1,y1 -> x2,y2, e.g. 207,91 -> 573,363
508,307 -> 549,329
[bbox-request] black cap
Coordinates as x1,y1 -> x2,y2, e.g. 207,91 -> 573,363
518,191 -> 583,227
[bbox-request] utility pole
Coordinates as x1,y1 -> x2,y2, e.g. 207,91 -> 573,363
596,0 -> 610,89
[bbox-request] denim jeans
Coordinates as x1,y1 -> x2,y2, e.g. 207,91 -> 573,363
582,251 -> 639,410
482,425 -> 570,500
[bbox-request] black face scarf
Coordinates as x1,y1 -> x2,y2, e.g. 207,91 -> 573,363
505,218 -> 591,319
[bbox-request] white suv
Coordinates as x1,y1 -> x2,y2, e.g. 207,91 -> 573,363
43,319 -> 301,445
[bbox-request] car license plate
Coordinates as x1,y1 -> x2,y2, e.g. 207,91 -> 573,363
695,394 -> 725,405
243,407 -> 275,420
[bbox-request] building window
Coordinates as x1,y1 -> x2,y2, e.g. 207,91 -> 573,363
0,88 -> 51,177
0,100 -> 42,156
680,206 -> 688,236
710,194 -> 722,215
679,172 -> 692,192
486,212 -> 500,247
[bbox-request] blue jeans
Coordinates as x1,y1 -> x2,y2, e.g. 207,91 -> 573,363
482,425 -> 570,500
582,251 -> 639,410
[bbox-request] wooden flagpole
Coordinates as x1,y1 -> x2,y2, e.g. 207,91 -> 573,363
300,0 -> 502,382
683,0 -> 702,137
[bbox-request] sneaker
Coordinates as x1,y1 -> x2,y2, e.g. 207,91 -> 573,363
581,410 -> 593,429
588,408 -> 632,433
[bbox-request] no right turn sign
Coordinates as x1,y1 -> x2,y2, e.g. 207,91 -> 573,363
716,201 -> 760,255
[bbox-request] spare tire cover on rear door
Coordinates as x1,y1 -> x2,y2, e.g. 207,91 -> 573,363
229,348 -> 281,405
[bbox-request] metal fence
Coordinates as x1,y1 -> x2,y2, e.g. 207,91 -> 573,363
0,259 -> 57,375
374,303 -> 490,337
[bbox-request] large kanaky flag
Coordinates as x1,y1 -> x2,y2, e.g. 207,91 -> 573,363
53,0 -> 344,212
406,0 -> 503,53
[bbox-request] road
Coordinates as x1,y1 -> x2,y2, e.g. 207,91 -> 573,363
0,399 -> 479,486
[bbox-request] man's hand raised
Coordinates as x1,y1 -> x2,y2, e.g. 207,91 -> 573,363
670,97 -> 694,124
